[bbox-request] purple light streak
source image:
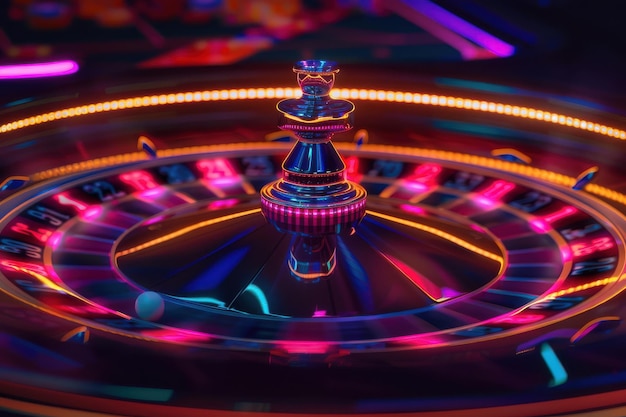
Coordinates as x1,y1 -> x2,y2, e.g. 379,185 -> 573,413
0,60 -> 79,79
403,0 -> 515,58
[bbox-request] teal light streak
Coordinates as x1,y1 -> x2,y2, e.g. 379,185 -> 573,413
244,284 -> 270,314
432,120 -> 516,138
172,296 -> 225,307
100,385 -> 173,402
5,97 -> 34,107
0,368 -> 173,403
485,288 -> 537,300
540,342 -> 568,386
435,77 -> 518,94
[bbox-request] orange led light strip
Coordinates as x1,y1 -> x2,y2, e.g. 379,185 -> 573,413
115,208 -> 261,258
367,210 -> 504,264
542,275 -> 622,300
0,87 -> 624,140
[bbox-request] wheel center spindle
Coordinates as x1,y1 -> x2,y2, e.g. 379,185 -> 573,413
260,60 -> 367,280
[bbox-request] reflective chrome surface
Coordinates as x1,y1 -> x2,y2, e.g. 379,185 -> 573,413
261,61 -> 367,279
114,196 -> 504,316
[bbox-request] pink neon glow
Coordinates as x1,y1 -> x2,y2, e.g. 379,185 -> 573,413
385,253 -> 443,301
406,181 -> 429,192
542,206 -> 577,224
81,206 -> 103,220
279,341 -> 331,354
344,156 -> 361,181
208,198 -> 239,210
0,60 -> 79,79
56,305 -> 107,315
531,206 -> 577,233
197,158 -> 238,179
208,177 -> 239,187
407,163 -> 442,185
441,287 -> 462,298
48,231 -> 63,249
140,328 -> 211,342
474,195 -> 498,208
391,334 -> 447,346
399,204 -> 426,216
140,187 -> 165,198
262,199 -> 366,232
11,222 -> 52,242
1,259 -> 47,275
44,265 -> 66,285
474,180 -> 516,207
530,219 -> 550,233
55,193 -> 88,212
119,171 -> 159,191
469,224 -> 486,234
571,237 -> 615,258
495,313 -> 545,324
143,215 -> 166,226
560,246 -> 573,262
481,180 -> 516,200
312,310 -> 327,317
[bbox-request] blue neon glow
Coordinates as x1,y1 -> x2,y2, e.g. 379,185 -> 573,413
573,167 -> 598,191
540,342 -> 568,386
0,177 -> 29,192
140,140 -> 157,159
243,284 -> 270,314
436,78 -> 611,113
183,246 -> 249,291
0,333 -> 80,369
485,288 -> 537,300
337,236 -> 374,312
13,140 -> 35,150
5,97 -> 34,107
170,227 -> 255,278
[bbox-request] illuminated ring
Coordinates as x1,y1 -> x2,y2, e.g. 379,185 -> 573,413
260,198 -> 366,235
0,88 -> 624,140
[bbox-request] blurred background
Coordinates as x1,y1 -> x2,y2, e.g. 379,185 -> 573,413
1,0 -> 625,109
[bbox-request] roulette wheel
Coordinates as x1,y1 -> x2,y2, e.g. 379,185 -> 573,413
0,6 -> 626,414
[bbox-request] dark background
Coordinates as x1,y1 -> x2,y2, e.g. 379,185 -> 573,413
1,0 -> 625,109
